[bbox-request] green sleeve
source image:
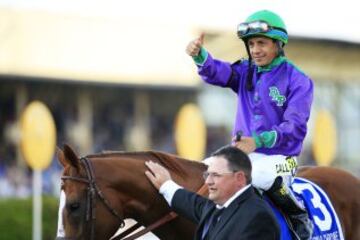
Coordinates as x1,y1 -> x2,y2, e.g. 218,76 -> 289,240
252,131 -> 277,148
192,47 -> 208,65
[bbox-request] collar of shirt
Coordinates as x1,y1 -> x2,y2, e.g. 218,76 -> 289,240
217,184 -> 251,209
257,56 -> 286,73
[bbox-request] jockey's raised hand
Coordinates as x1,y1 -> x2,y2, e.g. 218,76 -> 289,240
186,33 -> 205,57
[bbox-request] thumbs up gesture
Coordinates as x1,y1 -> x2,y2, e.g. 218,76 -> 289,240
186,33 -> 205,57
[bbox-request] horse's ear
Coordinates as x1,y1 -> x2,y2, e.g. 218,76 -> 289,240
63,144 -> 81,170
57,146 -> 67,167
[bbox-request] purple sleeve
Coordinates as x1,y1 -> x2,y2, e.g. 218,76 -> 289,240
197,53 -> 240,92
272,74 -> 314,149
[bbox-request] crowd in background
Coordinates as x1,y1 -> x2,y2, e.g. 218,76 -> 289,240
0,115 -> 229,199
0,82 -> 230,199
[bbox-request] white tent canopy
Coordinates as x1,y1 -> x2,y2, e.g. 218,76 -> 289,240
1,0 -> 359,43
0,0 -> 359,85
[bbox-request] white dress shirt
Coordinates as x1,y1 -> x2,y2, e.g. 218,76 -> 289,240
159,180 -> 251,208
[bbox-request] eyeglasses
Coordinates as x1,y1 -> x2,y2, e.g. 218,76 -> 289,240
202,171 -> 235,180
237,20 -> 276,39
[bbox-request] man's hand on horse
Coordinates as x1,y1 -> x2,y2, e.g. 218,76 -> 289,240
145,161 -> 172,190
232,136 -> 256,154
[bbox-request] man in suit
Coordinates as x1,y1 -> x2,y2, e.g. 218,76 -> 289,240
145,146 -> 280,240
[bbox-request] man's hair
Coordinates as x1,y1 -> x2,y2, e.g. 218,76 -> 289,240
211,146 -> 252,184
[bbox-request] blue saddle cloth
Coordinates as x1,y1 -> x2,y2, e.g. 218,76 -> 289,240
266,177 -> 344,240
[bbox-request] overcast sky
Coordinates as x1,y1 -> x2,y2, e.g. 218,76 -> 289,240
1,0 -> 359,43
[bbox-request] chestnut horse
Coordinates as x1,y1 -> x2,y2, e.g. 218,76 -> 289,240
58,145 -> 360,240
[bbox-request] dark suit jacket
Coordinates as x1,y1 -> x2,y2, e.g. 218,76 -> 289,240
171,186 -> 280,240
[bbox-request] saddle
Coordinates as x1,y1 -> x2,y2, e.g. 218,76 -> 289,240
265,177 -> 344,240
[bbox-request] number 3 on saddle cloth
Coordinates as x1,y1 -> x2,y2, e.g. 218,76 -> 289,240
266,177 -> 345,240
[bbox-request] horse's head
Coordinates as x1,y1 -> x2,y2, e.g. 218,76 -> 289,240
58,144 -> 124,240
57,144 -> 87,239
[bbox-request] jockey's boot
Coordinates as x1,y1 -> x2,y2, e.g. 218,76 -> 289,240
266,177 -> 314,240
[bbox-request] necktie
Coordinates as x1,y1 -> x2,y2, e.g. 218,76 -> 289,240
202,208 -> 224,239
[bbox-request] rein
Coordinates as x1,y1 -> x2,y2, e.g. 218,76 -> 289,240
61,157 -> 125,240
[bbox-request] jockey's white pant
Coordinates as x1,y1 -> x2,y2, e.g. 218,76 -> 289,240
249,152 -> 298,191
56,190 -> 66,237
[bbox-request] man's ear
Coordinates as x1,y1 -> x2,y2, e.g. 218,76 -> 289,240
235,171 -> 247,187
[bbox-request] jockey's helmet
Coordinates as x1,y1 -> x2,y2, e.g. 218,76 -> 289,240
237,10 -> 288,45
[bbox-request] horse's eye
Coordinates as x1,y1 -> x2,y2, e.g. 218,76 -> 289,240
68,202 -> 80,212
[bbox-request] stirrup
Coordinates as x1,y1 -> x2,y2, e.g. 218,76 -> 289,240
290,212 -> 314,240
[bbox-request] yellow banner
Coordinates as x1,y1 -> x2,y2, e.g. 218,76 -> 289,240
20,101 -> 57,170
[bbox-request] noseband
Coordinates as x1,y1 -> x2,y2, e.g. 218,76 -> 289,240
61,157 -> 125,240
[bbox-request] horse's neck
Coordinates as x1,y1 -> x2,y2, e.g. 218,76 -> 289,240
91,153 -> 206,240
171,160 -> 206,191
92,153 -> 205,221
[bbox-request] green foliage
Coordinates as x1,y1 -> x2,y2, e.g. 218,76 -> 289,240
0,196 -> 59,240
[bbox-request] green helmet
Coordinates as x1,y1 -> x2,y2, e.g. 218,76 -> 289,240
239,10 -> 288,45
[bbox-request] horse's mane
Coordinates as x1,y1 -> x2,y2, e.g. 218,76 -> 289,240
85,150 -> 204,179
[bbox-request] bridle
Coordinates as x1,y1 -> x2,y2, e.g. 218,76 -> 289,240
61,156 -> 209,240
61,157 -> 125,240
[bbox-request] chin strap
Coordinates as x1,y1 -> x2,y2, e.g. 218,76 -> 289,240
276,40 -> 285,57
244,43 -> 254,91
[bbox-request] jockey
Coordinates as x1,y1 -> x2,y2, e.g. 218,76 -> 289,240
186,10 -> 314,240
